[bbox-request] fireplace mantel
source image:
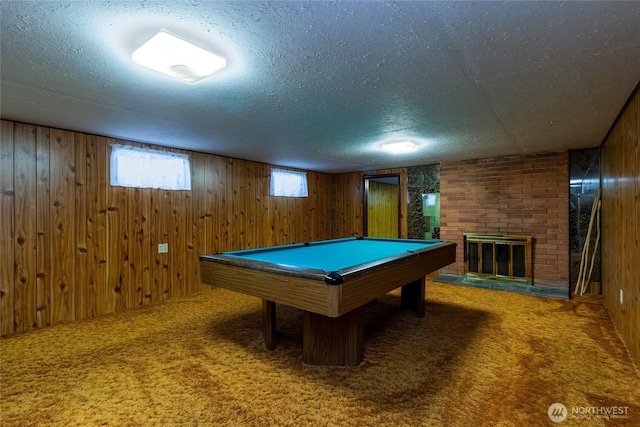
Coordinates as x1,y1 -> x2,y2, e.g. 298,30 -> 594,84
463,233 -> 533,285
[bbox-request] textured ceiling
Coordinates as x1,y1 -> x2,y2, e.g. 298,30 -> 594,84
1,1 -> 639,173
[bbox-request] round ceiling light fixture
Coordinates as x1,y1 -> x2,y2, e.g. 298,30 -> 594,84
380,141 -> 419,154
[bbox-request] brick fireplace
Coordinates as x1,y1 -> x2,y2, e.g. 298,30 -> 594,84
439,152 -> 570,289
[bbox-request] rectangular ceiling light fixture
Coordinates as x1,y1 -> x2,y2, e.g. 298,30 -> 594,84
131,30 -> 226,83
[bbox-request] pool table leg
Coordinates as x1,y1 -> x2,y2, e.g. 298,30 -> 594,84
401,277 -> 425,318
303,307 -> 364,366
262,299 -> 277,350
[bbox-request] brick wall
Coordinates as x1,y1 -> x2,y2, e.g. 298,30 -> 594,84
439,152 -> 570,288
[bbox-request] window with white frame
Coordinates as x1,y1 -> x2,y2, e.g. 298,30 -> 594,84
110,144 -> 191,190
270,168 -> 308,197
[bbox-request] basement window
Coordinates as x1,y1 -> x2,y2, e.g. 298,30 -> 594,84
110,144 -> 191,190
270,168 -> 308,197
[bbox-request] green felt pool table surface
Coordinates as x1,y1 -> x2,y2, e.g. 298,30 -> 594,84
222,237 -> 441,273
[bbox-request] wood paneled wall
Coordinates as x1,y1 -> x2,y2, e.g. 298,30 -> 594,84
0,120 -> 332,336
331,172 -> 365,238
601,85 -> 640,368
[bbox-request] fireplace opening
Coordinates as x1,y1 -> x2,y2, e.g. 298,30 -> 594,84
464,233 -> 533,285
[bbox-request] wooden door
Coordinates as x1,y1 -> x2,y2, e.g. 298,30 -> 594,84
365,177 -> 400,238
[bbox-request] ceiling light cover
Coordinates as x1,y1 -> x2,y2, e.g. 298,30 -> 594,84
380,141 -> 419,154
131,31 -> 226,83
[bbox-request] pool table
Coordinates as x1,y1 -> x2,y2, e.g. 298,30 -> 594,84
200,237 -> 456,366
